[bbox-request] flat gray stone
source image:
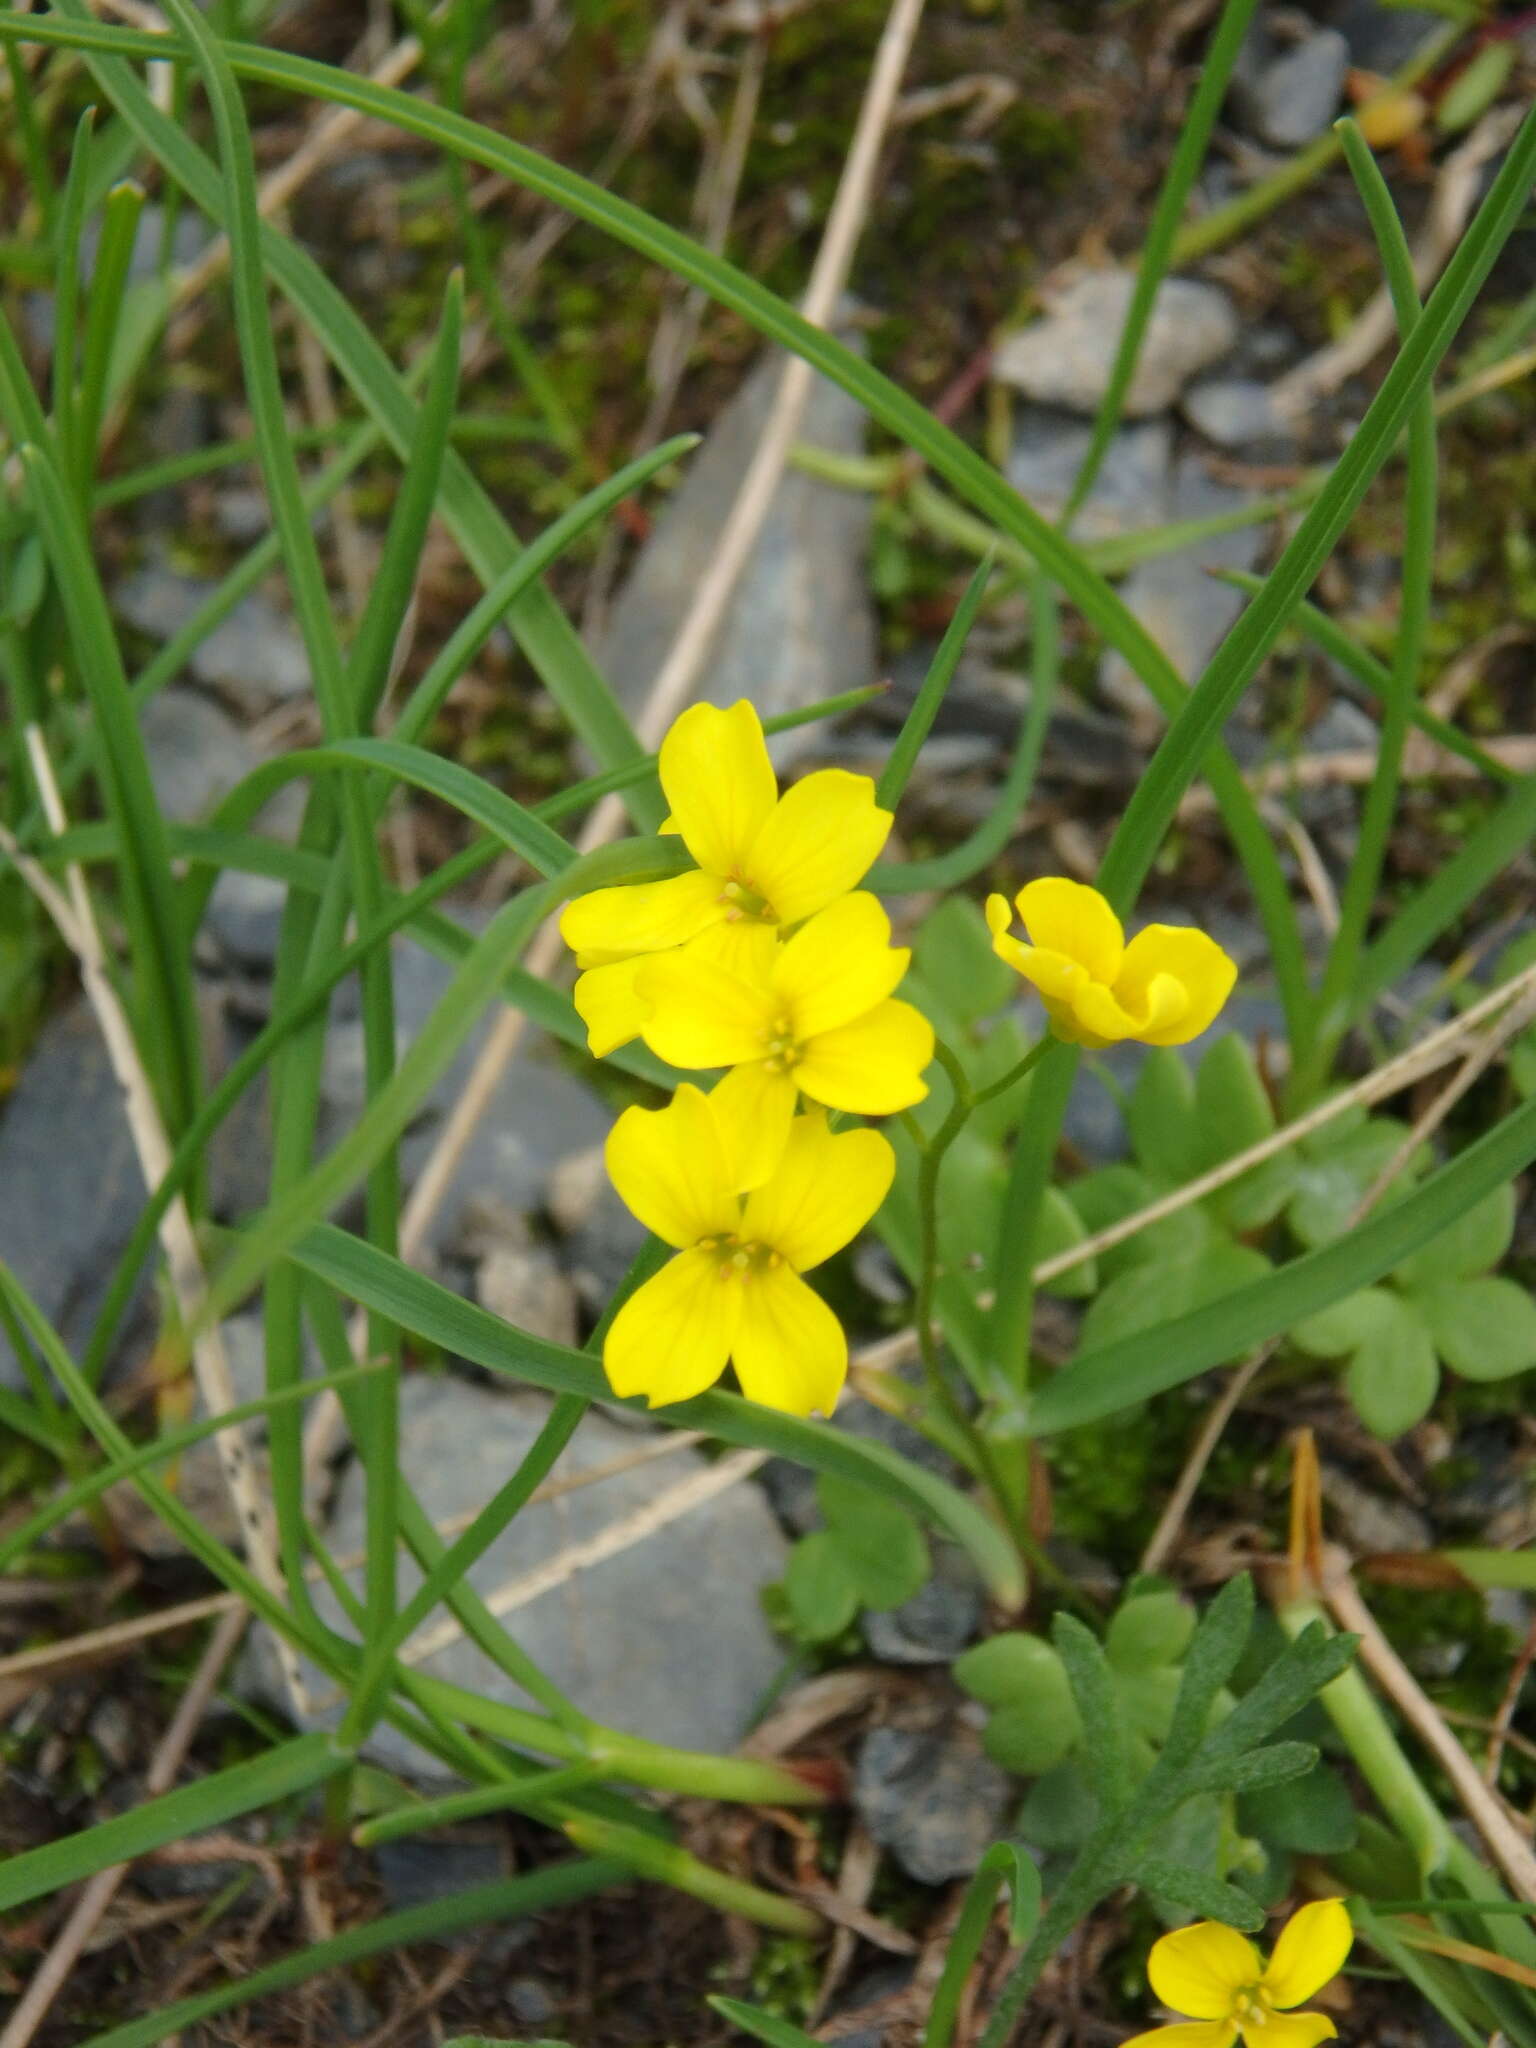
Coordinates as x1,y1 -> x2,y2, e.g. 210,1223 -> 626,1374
1006,410 -> 1171,539
239,1377 -> 790,1775
1099,457 -> 1267,729
1331,1 -> 1442,73
114,560 -> 310,712
854,1722 -> 1013,1883
1234,27 -> 1349,149
140,686 -> 258,823
0,1002 -> 147,1390
595,347 -> 876,762
862,1544 -> 982,1666
1182,377 -> 1292,453
992,270 -> 1238,419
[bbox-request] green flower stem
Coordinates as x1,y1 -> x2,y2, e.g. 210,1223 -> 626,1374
1274,1591 -> 1451,1880
561,1813 -> 821,1936
354,1762 -> 608,1847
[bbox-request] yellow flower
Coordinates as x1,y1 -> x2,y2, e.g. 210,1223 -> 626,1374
602,1080 -> 894,1414
562,700 -> 892,1055
1124,1900 -> 1353,2048
634,893 -> 934,1184
985,877 -> 1236,1050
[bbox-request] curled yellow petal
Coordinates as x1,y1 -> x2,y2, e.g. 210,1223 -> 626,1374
1116,925 -> 1237,1047
773,892 -> 909,1041
1260,1901 -> 1353,2012
1148,1923 -> 1263,2020
1070,974 -> 1183,1049
560,869 -> 724,964
732,1263 -> 846,1415
573,957 -> 652,1056
658,699 -> 777,878
603,1247 -> 742,1406
741,1116 -> 894,1273
1016,877 -> 1124,982
745,768 -> 892,926
792,998 -> 934,1115
604,1084 -> 738,1248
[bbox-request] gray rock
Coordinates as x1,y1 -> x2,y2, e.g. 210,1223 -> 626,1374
205,867 -> 289,972
1098,456 -> 1267,730
547,1141 -> 646,1317
374,1832 -> 507,1914
139,686 -> 258,823
1233,27 -> 1349,149
461,1199 -> 580,1349
213,487 -> 272,544
1320,1464 -> 1432,1557
1006,410 -> 1171,539
1329,1 -> 1442,73
0,1002 -> 147,1390
862,1544 -> 982,1665
113,560 -> 311,712
597,347 -> 876,762
854,1721 -> 1012,1883
880,652 -> 1141,788
1307,699 -> 1379,756
1182,377 -> 1292,454
992,271 -> 1238,419
240,1377 -> 789,1774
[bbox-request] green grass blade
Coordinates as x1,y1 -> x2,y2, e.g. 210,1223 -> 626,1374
288,1221 -> 1026,1607
1061,0 -> 1261,522
344,268 -> 463,727
876,554 -> 992,809
1304,118 -> 1438,1097
74,177 -> 144,492
19,442 -> 201,1138
79,1863 -> 629,2048
1030,1090 -> 1536,1434
49,107 -> 97,482
0,1732 -> 345,1914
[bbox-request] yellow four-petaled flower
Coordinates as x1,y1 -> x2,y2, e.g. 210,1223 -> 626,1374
986,877 -> 1236,1049
602,1080 -> 894,1415
561,700 -> 892,1055
1125,1899 -> 1353,2048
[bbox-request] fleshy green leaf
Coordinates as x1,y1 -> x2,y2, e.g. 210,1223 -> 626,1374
1394,1181 -> 1515,1286
1291,1285 -> 1398,1359
1288,1118 -> 1417,1248
1106,1592 -> 1197,1672
954,1633 -> 1081,1728
911,896 -> 1017,1026
1127,1049 -> 1200,1182
1417,1276 -> 1536,1383
782,1532 -> 859,1641
1345,1295 -> 1441,1438
816,1476 -> 930,1611
1077,1241 -> 1270,1356
1036,1186 -> 1098,1298
1238,1759 -> 1358,1854
983,1702 -> 1081,1779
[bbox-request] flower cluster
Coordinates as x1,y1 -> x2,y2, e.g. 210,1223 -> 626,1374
561,701 -> 930,1416
1128,1900 -> 1353,2048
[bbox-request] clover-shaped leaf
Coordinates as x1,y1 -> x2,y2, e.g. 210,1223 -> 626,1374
781,1479 -> 929,1641
1416,1276 -> 1536,1382
1392,1180 -> 1514,1289
1077,1240 -> 1270,1357
1293,1285 -> 1439,1439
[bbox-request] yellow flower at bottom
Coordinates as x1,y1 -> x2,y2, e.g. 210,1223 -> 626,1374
602,1080 -> 894,1415
986,877 -> 1236,1050
1124,1899 -> 1353,2048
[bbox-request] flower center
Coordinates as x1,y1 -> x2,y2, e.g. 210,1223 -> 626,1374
697,1233 -> 784,1281
718,875 -> 777,924
1231,1986 -> 1275,2029
758,1011 -> 801,1073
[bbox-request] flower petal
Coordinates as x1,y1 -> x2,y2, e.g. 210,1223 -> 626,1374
638,946 -> 778,1071
604,1084 -> 739,1247
1116,925 -> 1237,1047
1017,877 -> 1124,982
1260,1901 -> 1353,2011
1119,2026 -> 1237,2048
1148,1923 -> 1263,2020
1239,2013 -> 1336,2048
573,957 -> 652,1056
793,999 -> 934,1115
772,893 -> 909,1040
732,1263 -> 846,1415
1066,978 -> 1150,1047
745,769 -> 892,926
742,1115 -> 895,1272
658,700 -> 778,878
688,917 -> 783,981
604,1247 -> 742,1406
708,1061 -> 798,1193
561,869 -> 724,964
